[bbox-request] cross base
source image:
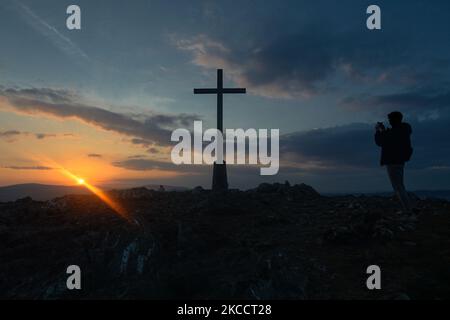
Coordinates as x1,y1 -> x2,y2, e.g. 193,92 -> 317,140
212,161 -> 228,191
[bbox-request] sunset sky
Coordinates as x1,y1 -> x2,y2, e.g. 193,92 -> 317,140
1,0 -> 450,192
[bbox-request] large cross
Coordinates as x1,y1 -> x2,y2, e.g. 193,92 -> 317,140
194,69 -> 246,133
193,69 -> 246,191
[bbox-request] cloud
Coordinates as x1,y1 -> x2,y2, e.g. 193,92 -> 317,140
111,157 -> 261,175
13,0 -> 89,64
110,115 -> 450,191
147,147 -> 159,154
176,31 -> 409,98
112,159 -> 170,171
279,116 -> 450,171
0,129 -> 74,142
341,91 -> 450,116
127,154 -> 147,159
0,130 -> 22,141
129,138 -> 153,147
113,115 -> 450,175
35,133 -> 56,139
87,153 -> 102,158
280,123 -> 378,169
0,87 -> 200,147
2,165 -> 54,170
112,158 -> 201,173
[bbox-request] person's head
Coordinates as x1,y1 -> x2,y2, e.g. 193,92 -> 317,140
388,111 -> 403,127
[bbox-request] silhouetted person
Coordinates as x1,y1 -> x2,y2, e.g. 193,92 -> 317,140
375,111 -> 414,212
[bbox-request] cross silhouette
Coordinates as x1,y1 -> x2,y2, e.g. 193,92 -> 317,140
193,69 -> 246,191
194,69 -> 246,132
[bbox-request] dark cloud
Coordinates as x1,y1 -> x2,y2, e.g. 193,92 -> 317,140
112,158 -> 201,172
280,123 -> 378,169
280,116 -> 450,171
112,159 -> 168,171
1,87 -> 77,104
147,147 -> 159,154
110,115 -> 450,191
87,153 -> 102,158
113,159 -> 266,191
0,129 -> 73,141
2,165 -> 54,170
177,30 -> 410,98
0,130 -> 22,139
341,91 -> 450,115
127,154 -> 147,159
130,138 -> 152,147
35,133 -> 56,139
0,87 -> 200,147
114,115 -> 450,175
111,158 -> 264,176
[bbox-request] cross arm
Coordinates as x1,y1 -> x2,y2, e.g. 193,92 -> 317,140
222,88 -> 246,94
194,88 -> 218,94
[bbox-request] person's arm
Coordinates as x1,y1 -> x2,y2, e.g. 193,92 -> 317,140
374,129 -> 385,147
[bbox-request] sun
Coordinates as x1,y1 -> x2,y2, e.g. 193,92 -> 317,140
55,167 -> 128,220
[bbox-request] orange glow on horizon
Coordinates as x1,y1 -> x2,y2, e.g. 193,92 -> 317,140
57,167 -> 130,222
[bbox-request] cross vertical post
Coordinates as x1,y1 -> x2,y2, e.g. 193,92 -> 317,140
217,69 -> 223,133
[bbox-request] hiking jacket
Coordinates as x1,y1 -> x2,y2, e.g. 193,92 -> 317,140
375,123 -> 413,166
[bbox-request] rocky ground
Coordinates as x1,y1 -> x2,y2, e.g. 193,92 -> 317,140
0,182 -> 449,300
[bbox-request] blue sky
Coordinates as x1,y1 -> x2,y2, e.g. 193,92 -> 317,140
1,0 -> 450,192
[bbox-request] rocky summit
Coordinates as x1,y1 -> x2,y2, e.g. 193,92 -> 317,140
0,182 -> 449,299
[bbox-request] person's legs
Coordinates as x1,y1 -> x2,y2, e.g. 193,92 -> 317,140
386,164 -> 412,212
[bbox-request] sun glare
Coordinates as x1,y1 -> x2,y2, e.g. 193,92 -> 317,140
54,167 -> 129,221
28,155 -> 130,221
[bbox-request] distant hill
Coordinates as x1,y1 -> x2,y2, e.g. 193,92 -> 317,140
373,190 -> 450,201
413,190 -> 450,201
0,183 -> 90,202
2,183 -> 447,202
0,183 -> 189,202
141,184 -> 188,192
325,190 -> 450,201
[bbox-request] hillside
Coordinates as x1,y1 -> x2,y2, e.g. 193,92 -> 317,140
0,183 -> 449,299
0,183 -> 91,202
0,183 -> 187,202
